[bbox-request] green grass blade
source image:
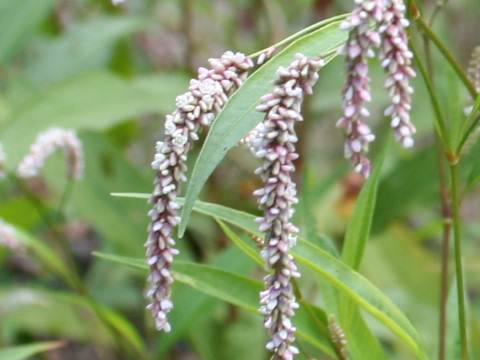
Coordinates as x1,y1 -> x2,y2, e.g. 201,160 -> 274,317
0,341 -> 65,360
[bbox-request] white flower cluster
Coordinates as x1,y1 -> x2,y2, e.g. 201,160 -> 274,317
146,51 -> 254,332
254,53 -> 324,360
17,127 -> 84,180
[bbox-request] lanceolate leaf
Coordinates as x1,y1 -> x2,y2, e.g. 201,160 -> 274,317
0,0 -> 57,63
0,341 -> 65,360
294,241 -> 428,360
179,19 -> 348,236
105,194 -> 427,359
341,139 -> 388,270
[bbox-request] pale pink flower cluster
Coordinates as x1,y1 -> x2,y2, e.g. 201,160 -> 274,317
0,219 -> 24,252
17,127 -> 84,180
379,0 -> 417,148
146,51 -> 253,332
254,53 -> 324,360
339,0 -> 415,177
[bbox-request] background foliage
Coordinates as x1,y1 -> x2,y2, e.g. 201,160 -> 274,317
0,0 -> 480,359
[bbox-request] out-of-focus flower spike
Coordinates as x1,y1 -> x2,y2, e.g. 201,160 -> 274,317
379,0 -> 417,149
254,53 -> 323,359
0,219 -> 25,252
146,51 -> 253,332
16,128 -> 84,180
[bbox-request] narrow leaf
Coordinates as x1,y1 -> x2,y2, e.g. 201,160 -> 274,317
0,341 -> 65,360
341,139 -> 388,270
179,20 -> 347,235
294,241 -> 428,360
215,219 -> 263,266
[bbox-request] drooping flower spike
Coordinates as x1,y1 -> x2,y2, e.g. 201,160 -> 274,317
337,0 -> 383,178
339,0 -> 416,177
254,53 -> 324,360
379,0 -> 417,148
146,51 -> 253,332
16,127 -> 84,180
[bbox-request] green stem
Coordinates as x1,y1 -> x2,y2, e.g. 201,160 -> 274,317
449,163 -> 469,360
456,112 -> 480,155
410,40 -> 451,152
415,15 -> 477,98
248,13 -> 348,58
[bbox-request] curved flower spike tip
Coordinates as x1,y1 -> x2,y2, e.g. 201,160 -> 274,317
16,127 -> 84,181
146,51 -> 253,332
253,53 -> 324,359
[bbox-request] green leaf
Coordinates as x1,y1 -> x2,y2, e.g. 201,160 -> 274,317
0,0 -> 57,63
341,139 -> 387,270
172,261 -> 336,357
215,219 -> 263,266
294,241 -> 428,360
0,71 -> 182,167
157,245 -> 255,356
93,251 -> 147,271
25,17 -> 150,84
337,140 -> 389,360
110,195 -> 425,357
445,280 -> 461,360
0,341 -> 65,360
179,19 -> 348,236
94,251 -> 335,356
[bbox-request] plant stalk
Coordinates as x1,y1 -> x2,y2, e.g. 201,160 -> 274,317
449,162 -> 469,360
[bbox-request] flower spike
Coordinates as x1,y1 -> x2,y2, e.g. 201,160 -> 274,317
146,51 -> 253,332
379,0 -> 417,148
337,0 -> 385,178
254,53 -> 323,359
17,127 -> 84,180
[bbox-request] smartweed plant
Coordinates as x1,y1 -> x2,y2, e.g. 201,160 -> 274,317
0,0 -> 479,359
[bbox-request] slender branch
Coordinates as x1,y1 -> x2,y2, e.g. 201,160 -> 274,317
410,40 -> 451,152
415,15 -> 477,98
456,112 -> 480,154
449,163 -> 469,360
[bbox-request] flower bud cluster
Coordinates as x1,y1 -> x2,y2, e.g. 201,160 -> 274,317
254,53 -> 324,359
146,51 -> 253,332
339,0 -> 416,177
17,127 -> 84,180
379,0 -> 416,148
328,315 -> 348,360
